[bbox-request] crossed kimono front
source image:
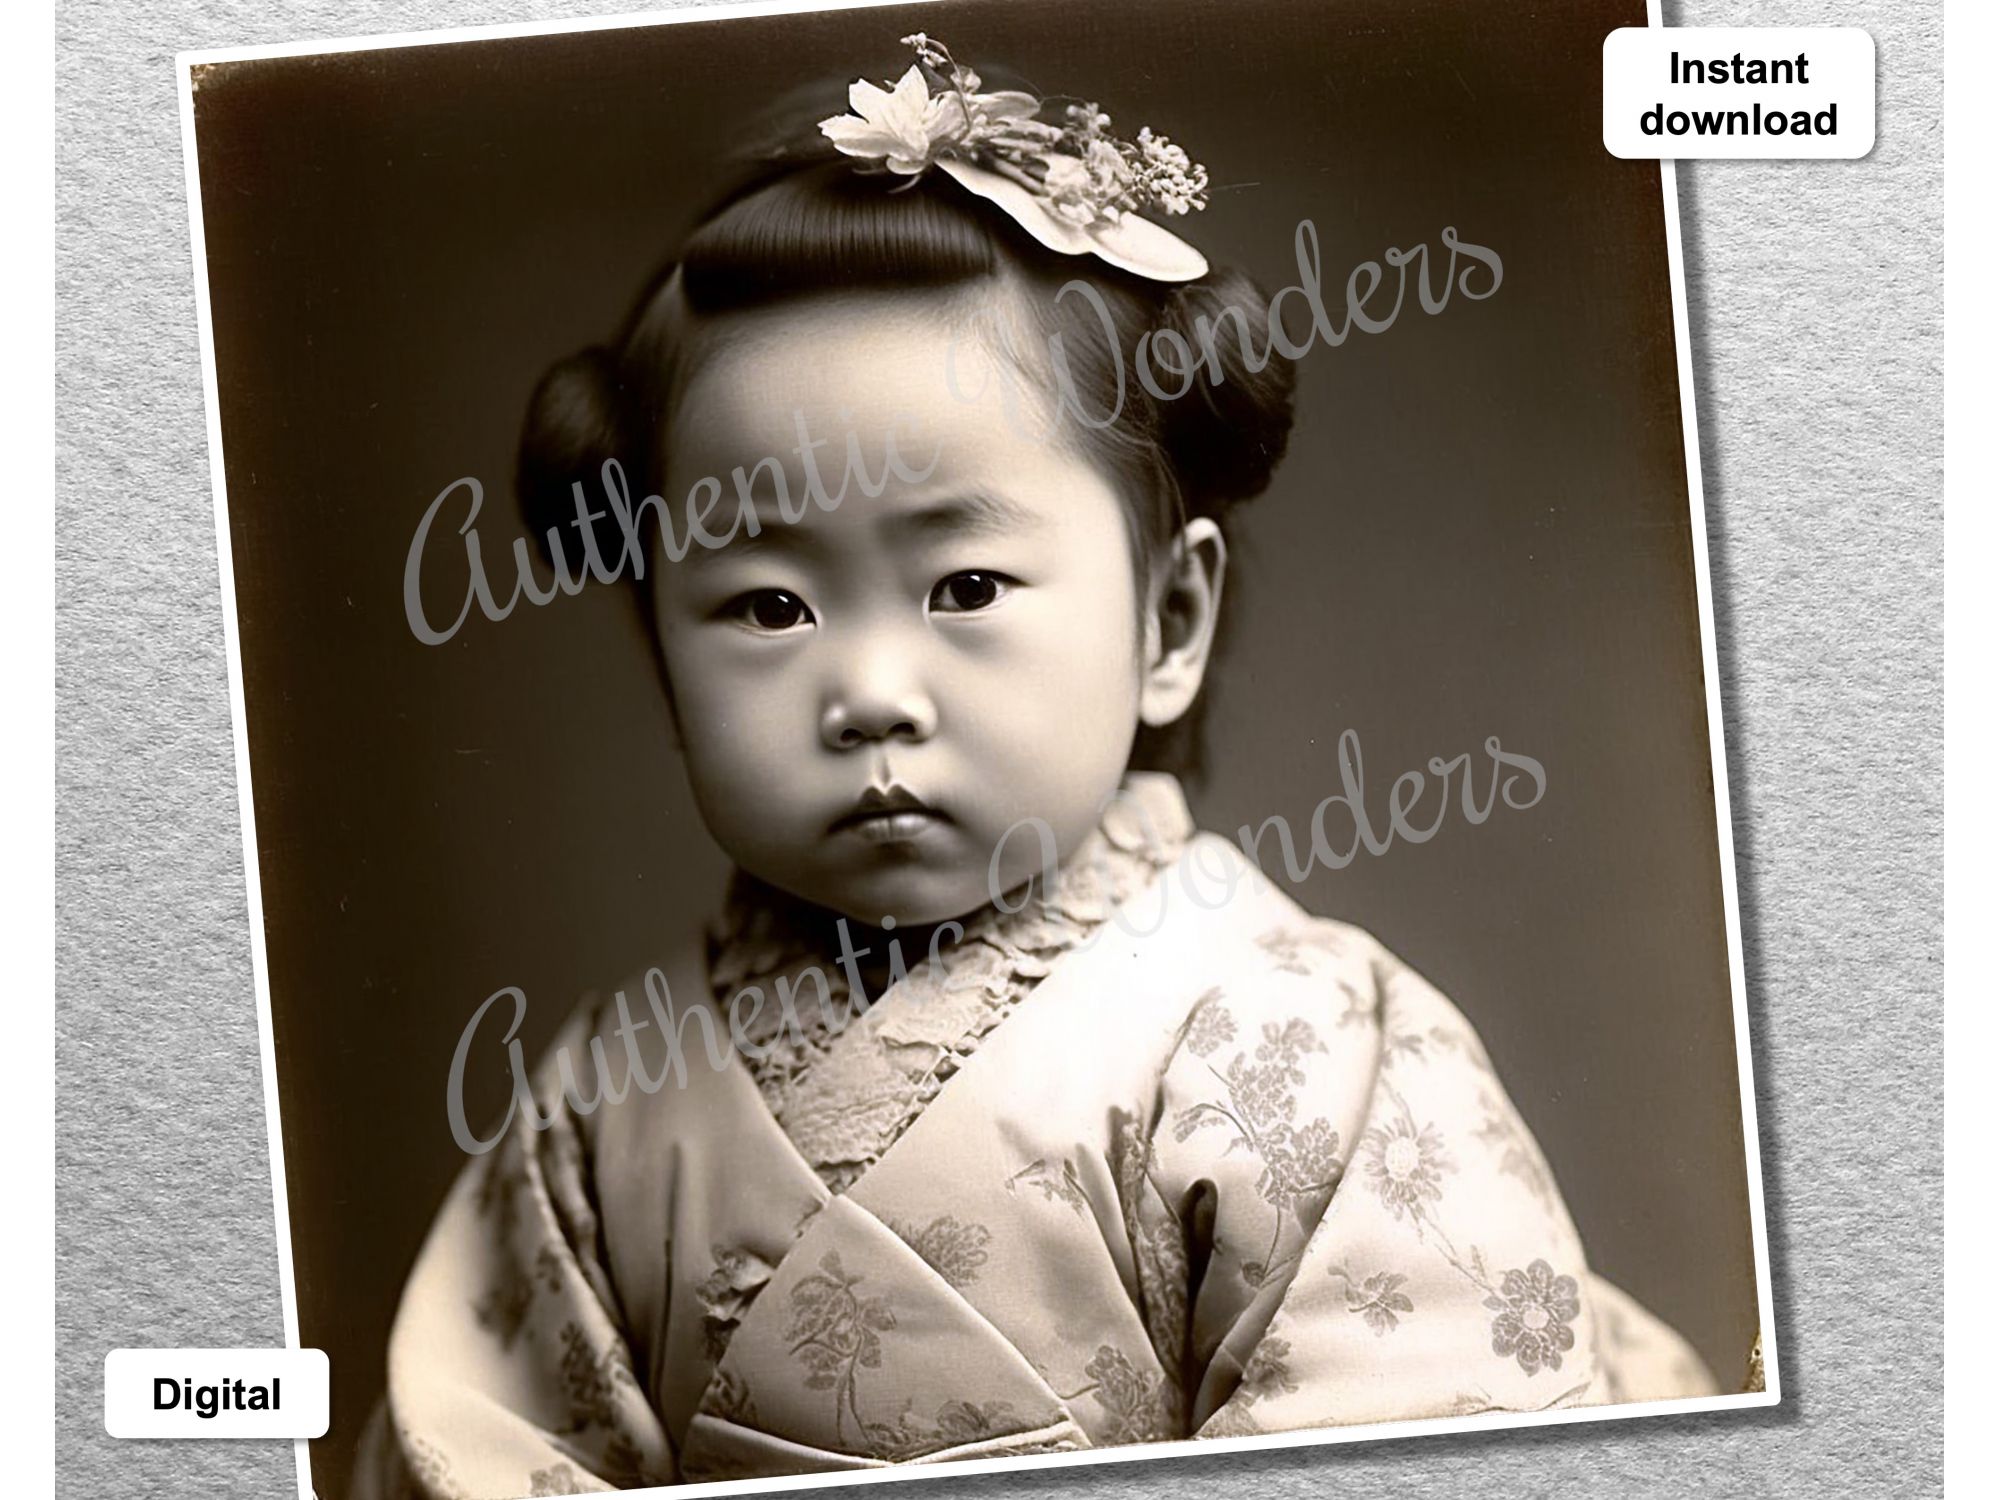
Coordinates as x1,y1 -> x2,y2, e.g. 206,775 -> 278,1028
355,797 -> 1714,1499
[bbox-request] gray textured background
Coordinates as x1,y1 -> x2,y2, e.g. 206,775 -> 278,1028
54,0 -> 1942,1496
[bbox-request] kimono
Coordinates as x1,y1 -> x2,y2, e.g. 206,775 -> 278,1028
353,774 -> 1715,1499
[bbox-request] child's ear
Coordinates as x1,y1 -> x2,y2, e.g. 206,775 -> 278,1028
1139,518 -> 1227,729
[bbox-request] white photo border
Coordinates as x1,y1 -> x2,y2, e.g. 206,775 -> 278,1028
173,1 -> 1782,1495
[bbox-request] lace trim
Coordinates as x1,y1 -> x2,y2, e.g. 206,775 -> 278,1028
706,775 -> 1193,1193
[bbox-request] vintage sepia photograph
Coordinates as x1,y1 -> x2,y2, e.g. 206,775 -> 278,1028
177,0 -> 1777,1496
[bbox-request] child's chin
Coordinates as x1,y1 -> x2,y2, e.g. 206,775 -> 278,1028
818,865 -> 997,931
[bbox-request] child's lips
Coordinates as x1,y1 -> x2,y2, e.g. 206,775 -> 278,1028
828,785 -> 951,843
840,810 -> 949,845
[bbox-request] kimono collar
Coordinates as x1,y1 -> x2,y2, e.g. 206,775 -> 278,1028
708,772 -> 1195,1000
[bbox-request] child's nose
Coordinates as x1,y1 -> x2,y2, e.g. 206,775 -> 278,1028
819,656 -> 938,750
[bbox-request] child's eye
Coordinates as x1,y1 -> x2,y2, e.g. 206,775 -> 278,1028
722,589 -> 815,632
929,571 -> 1015,615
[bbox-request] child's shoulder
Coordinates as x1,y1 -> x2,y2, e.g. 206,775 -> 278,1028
1159,829 -> 1388,980
1154,829 -> 1490,1061
511,928 -> 734,1122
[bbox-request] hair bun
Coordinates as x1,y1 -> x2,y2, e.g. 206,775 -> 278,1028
1155,268 -> 1298,517
517,345 -> 627,558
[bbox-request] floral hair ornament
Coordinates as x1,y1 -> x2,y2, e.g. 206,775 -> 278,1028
818,33 -> 1212,283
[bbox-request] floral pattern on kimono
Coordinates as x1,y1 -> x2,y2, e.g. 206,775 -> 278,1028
351,775 -> 1721,1500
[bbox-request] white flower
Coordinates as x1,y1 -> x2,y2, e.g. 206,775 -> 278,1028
1086,138 -> 1127,185
967,90 -> 1040,129
818,64 -> 964,175
818,32 -> 1214,259
1040,155 -> 1104,225
1135,126 -> 1210,215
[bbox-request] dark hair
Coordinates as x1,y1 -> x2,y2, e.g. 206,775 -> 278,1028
518,127 -> 1297,778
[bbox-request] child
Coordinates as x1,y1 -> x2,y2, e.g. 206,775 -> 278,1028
356,35 -> 1715,1499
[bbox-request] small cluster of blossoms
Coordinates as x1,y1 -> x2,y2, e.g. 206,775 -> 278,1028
818,33 -> 1210,229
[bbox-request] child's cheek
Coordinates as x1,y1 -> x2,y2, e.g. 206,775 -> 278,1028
667,642 -> 797,770
948,603 -> 1103,715
962,600 -> 1140,762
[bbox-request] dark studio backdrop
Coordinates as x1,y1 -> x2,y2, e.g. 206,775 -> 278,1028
188,0 -> 1759,1491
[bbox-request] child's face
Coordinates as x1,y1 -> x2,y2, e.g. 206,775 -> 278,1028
654,293 -> 1152,927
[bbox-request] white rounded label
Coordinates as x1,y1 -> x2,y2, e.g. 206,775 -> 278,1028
1603,27 -> 1876,159
103,1348 -> 330,1439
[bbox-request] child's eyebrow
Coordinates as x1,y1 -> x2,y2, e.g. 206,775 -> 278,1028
890,490 -> 1044,539
680,488 -> 1044,564
683,513 -> 813,561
